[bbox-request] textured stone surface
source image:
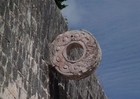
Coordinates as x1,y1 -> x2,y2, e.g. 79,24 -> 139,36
0,0 -> 107,99
51,30 -> 102,80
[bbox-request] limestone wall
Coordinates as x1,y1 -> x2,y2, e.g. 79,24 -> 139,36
0,0 -> 107,99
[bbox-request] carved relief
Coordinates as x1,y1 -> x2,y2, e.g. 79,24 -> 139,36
50,30 -> 102,79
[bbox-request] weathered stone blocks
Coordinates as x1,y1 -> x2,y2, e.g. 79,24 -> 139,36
0,0 -> 107,99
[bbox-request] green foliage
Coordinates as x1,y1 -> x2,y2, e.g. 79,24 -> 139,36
55,0 -> 68,24
55,0 -> 67,10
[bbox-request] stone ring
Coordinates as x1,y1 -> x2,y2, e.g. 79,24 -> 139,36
50,29 -> 102,80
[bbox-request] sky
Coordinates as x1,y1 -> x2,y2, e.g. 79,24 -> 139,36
61,0 -> 140,99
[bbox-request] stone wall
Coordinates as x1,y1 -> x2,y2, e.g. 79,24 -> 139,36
0,0 -> 107,99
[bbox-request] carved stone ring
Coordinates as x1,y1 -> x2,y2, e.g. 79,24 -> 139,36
50,30 -> 102,80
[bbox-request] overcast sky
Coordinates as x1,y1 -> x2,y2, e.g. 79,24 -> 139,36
61,0 -> 140,99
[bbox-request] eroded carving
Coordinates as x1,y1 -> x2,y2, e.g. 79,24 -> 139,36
50,30 -> 102,79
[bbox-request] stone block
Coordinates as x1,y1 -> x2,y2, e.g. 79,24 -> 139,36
12,66 -> 18,81
2,53 -> 7,66
17,55 -> 23,72
0,67 -> 4,84
6,61 -> 12,75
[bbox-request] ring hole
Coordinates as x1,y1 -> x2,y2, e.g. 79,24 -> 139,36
66,43 -> 84,61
